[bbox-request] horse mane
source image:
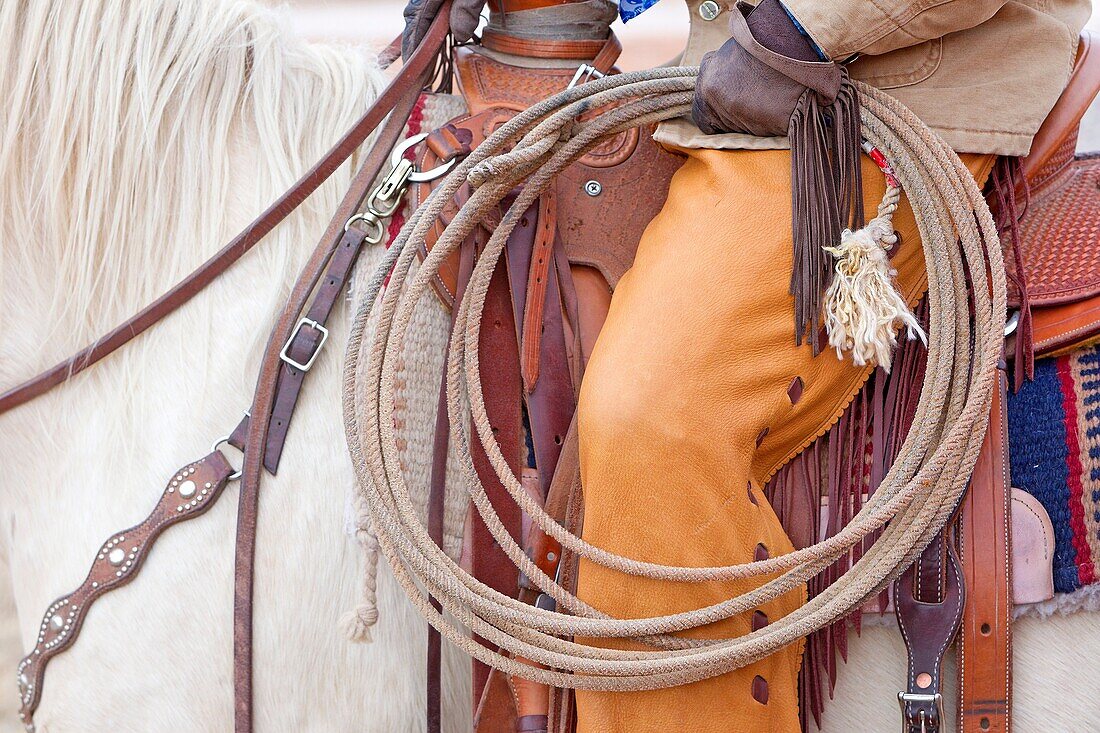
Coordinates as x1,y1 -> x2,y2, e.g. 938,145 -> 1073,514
0,0 -> 387,371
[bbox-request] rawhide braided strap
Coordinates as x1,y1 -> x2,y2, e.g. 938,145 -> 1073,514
342,69 -> 1007,691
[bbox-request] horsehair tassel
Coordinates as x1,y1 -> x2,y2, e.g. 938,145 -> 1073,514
789,71 -> 864,353
822,183 -> 925,371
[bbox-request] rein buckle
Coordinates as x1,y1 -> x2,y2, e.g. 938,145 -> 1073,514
897,692 -> 944,733
279,317 -> 329,372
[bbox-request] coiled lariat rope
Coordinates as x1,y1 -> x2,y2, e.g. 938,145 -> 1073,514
341,68 -> 1006,689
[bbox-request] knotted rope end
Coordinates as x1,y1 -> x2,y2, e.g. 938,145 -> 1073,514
340,604 -> 379,644
822,200 -> 926,372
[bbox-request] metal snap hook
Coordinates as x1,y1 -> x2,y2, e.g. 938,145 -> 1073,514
390,131 -> 458,183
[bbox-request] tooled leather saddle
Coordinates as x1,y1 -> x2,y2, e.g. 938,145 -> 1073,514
1007,33 -> 1100,357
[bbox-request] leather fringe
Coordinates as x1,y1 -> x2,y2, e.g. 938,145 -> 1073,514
766,301 -> 927,731
789,72 -> 864,353
986,156 -> 1032,390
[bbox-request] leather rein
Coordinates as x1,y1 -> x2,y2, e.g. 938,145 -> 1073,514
6,11 -> 451,732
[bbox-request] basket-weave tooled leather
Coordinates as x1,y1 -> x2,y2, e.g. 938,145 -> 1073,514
1007,148 -> 1100,308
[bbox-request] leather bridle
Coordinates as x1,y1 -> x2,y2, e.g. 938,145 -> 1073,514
4,10 -> 452,732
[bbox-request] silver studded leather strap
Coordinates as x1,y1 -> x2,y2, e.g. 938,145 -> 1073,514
17,450 -> 236,730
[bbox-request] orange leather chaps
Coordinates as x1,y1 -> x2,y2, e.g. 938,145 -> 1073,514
574,147 -> 995,732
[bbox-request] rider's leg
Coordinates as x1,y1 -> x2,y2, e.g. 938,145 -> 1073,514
573,148 -> 995,732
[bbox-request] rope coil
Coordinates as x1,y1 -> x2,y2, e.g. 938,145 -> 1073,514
341,69 -> 1006,689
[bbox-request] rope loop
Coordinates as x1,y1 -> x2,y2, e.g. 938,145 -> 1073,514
340,71 -> 1006,690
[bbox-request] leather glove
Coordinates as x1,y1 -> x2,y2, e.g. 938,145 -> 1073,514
691,0 -> 864,353
691,0 -> 839,136
402,0 -> 487,59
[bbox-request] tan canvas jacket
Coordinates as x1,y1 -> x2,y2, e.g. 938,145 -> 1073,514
656,0 -> 1093,155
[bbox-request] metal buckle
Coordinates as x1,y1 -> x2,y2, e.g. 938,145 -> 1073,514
567,64 -> 605,90
1005,310 -> 1020,337
897,692 -> 944,733
279,317 -> 329,372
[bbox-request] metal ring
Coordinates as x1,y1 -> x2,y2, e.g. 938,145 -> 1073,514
211,436 -> 243,481
344,213 -> 386,243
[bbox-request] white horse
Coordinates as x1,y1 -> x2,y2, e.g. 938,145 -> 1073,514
0,1 -> 469,730
2,1 -> 1099,731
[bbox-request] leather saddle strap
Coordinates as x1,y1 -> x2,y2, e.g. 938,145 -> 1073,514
467,196 -> 577,733
517,190 -> 558,394
0,26 -> 429,417
958,366 -> 1012,733
233,89 -> 422,731
232,11 -> 451,730
17,450 -> 236,728
508,198 -> 576,733
480,28 -> 619,63
428,232 -> 479,733
506,205 -> 572,589
468,242 -> 525,722
895,528 -> 964,733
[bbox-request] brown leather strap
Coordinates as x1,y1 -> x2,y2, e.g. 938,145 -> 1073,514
0,29 -> 420,417
958,367 -> 1012,733
895,529 -> 964,733
587,33 -> 622,77
428,389 -> 447,733
18,450 -> 236,728
232,11 -> 451,730
467,252 -> 525,718
428,234 -> 479,733
233,89 -> 424,731
518,190 -> 559,393
262,222 -> 374,473
480,28 -> 613,62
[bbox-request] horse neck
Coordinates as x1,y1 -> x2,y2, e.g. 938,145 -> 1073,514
0,0 -> 386,380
